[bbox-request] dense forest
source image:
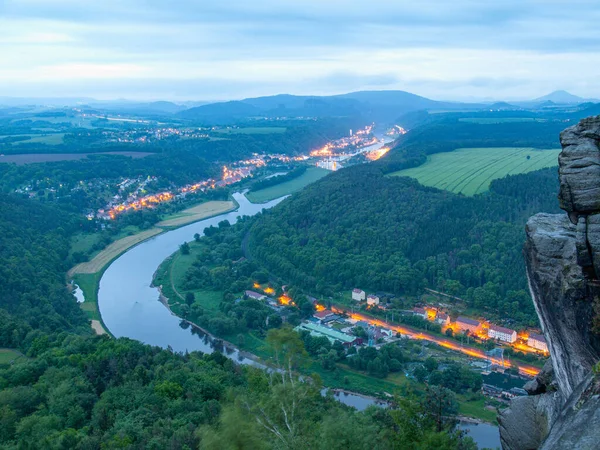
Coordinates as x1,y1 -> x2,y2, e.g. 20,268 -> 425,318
249,164 -> 560,325
0,183 -> 475,448
0,196 -> 91,348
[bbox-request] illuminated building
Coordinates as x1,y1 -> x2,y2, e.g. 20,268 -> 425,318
527,333 -> 548,352
436,312 -> 451,326
367,294 -> 380,306
413,307 -> 428,319
456,316 -> 481,333
488,324 -> 518,343
352,288 -> 366,301
244,290 -> 267,301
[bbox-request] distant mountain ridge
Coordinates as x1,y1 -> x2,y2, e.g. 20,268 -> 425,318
531,90 -> 599,104
177,90 -> 486,123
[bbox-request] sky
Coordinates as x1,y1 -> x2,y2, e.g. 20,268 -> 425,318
0,0 -> 599,102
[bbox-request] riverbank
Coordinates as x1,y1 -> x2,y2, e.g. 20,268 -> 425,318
156,200 -> 237,227
68,197 -> 245,337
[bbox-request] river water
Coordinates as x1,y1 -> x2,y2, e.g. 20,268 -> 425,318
97,189 -> 500,449
97,192 -> 286,360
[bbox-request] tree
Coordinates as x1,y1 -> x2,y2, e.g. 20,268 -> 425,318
266,326 -> 308,373
424,357 -> 438,373
414,365 -> 428,383
185,292 -> 195,306
423,386 -> 458,432
180,241 -> 190,255
194,233 -> 201,242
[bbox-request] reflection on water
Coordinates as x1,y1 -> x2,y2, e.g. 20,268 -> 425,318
458,423 -> 501,450
72,284 -> 85,303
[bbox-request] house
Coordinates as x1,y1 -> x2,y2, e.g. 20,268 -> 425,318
527,333 -> 548,352
367,294 -> 380,306
295,322 -> 362,347
413,307 -> 428,320
456,316 -> 480,333
436,312 -> 451,326
352,289 -> 366,301
314,310 -> 335,322
244,290 -> 267,301
488,324 -> 517,343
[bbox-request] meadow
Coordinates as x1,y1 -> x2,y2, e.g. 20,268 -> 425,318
213,126 -> 287,135
390,147 -> 560,196
246,166 -> 329,203
458,118 -> 547,124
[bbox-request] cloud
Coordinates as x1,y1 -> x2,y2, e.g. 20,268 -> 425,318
0,0 -> 599,100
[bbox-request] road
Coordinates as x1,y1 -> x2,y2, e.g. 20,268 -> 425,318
331,306 -> 541,377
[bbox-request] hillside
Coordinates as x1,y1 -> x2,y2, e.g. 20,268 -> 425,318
178,90 -> 479,123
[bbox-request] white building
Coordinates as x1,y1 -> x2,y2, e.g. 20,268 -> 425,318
488,325 -> 517,343
413,307 -> 428,320
367,294 -> 380,306
244,290 -> 267,301
527,333 -> 548,353
436,312 -> 450,326
352,289 -> 366,302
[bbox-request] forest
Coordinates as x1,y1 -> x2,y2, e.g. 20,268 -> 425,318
0,177 -> 477,449
249,164 -> 560,326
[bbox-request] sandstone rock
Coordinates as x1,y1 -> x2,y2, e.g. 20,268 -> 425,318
524,359 -> 554,395
558,116 -> 600,219
501,117 -> 600,450
540,375 -> 600,450
498,396 -> 547,450
525,213 -> 598,397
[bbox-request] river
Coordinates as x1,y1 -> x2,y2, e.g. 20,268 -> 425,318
97,192 -> 286,360
97,189 -> 500,449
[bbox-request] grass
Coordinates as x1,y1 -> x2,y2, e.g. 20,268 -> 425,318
0,349 -> 26,365
458,118 -> 546,124
390,147 -> 560,196
458,396 -> 498,424
156,200 -> 236,227
246,167 -> 330,203
69,228 -> 163,276
73,272 -> 102,321
213,127 -> 287,135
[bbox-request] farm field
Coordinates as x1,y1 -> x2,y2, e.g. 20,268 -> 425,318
156,200 -> 236,227
390,147 -> 560,196
246,167 -> 329,203
0,151 -> 153,165
213,126 -> 287,135
458,117 -> 547,124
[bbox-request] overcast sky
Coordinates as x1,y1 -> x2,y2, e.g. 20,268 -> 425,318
1,0 -> 599,102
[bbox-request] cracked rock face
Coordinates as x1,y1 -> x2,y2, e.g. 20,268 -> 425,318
500,116 -> 600,450
558,116 -> 600,220
525,214 -> 598,397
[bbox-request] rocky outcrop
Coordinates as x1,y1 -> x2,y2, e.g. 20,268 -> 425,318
499,116 -> 600,450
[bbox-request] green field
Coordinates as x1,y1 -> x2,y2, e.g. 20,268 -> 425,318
73,272 -> 102,321
0,349 -> 25,365
390,147 -> 560,196
214,127 -> 287,135
246,167 -> 330,203
5,133 -> 65,145
458,118 -> 546,124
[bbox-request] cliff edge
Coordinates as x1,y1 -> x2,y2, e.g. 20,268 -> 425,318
499,116 -> 600,450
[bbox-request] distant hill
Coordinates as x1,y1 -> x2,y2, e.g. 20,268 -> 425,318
532,90 -> 599,104
488,101 -> 520,110
178,90 -> 484,123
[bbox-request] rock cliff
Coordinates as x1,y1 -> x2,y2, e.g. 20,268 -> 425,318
499,116 -> 600,450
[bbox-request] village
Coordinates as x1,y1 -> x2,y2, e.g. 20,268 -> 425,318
240,285 -> 544,405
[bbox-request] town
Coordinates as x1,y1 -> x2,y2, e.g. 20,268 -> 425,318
14,123 -> 398,221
